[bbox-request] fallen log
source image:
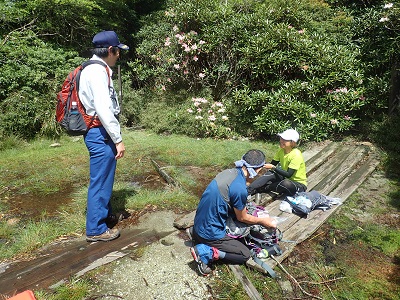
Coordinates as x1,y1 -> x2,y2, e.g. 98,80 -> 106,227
150,158 -> 181,188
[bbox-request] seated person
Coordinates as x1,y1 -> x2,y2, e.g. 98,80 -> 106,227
247,129 -> 307,197
190,149 -> 277,276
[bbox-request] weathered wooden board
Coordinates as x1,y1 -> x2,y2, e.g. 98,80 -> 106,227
0,228 -> 171,297
229,265 -> 263,300
252,142 -> 379,273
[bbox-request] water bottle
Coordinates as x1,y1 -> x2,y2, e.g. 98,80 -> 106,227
71,101 -> 78,114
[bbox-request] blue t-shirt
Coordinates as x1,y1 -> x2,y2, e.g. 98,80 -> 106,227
194,168 -> 248,240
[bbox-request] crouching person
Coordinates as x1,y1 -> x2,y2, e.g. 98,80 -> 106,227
189,149 -> 277,276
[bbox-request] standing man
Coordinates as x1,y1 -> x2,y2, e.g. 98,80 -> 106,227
79,31 -> 129,242
190,149 -> 277,275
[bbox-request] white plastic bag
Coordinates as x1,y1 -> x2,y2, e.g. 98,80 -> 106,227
279,200 -> 292,213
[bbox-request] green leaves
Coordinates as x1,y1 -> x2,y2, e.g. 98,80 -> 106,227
133,0 -> 368,140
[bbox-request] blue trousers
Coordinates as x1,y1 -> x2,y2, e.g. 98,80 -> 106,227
84,127 -> 117,236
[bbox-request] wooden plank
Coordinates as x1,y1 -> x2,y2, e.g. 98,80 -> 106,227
306,145 -> 355,190
328,154 -> 380,200
0,228 -> 169,296
256,150 -> 379,269
305,141 -> 340,174
229,265 -> 264,300
150,158 -> 181,187
312,145 -> 368,193
302,140 -> 332,164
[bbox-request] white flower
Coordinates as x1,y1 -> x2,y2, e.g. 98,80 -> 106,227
384,3 -> 393,9
379,17 -> 389,22
222,116 -> 229,121
195,115 -> 203,120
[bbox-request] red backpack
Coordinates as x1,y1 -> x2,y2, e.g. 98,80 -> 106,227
55,60 -> 110,135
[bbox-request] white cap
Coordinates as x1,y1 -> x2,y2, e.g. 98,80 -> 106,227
278,129 -> 300,143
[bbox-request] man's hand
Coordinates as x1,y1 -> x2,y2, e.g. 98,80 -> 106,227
115,141 -> 125,160
258,216 -> 277,228
234,207 -> 277,228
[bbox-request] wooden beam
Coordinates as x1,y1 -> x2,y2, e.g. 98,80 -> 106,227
229,265 -> 264,300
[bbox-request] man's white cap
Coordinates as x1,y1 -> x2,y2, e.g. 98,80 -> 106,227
278,129 -> 300,143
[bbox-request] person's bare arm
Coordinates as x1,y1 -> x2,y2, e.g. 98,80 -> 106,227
234,207 -> 277,228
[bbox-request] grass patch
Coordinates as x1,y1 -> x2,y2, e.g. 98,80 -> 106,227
34,278 -> 91,300
0,216 -> 83,261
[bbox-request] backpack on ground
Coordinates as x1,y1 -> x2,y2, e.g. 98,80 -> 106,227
225,202 -> 283,278
55,60 -> 110,136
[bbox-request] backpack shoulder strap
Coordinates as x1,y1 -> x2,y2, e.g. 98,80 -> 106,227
250,249 -> 278,278
77,60 -> 111,90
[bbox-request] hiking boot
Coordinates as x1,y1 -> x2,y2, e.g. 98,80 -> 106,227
86,228 -> 120,242
190,245 -> 212,276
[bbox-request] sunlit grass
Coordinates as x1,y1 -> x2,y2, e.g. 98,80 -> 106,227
35,278 -> 91,300
0,217 -> 82,261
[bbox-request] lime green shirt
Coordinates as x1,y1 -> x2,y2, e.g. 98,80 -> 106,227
273,148 -> 307,186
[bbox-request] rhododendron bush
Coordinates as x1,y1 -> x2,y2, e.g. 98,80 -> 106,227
132,0 -> 373,140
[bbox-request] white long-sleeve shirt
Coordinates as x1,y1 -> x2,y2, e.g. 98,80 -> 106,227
78,55 -> 122,144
